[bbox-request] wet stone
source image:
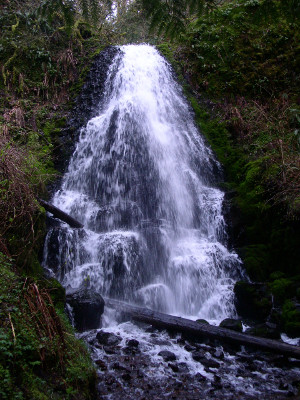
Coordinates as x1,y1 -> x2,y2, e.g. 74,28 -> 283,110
158,350 -> 177,362
176,337 -> 185,345
152,338 -> 172,346
213,349 -> 224,359
127,339 -> 139,347
185,343 -> 196,352
103,346 -> 117,354
121,373 -> 131,382
95,359 -> 107,370
96,330 -> 121,346
219,318 -> 243,332
200,358 -> 220,369
195,373 -> 207,382
192,350 -> 206,361
122,345 -> 140,355
168,363 -> 179,372
112,362 -> 130,371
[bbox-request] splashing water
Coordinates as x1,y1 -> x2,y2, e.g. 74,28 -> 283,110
43,44 -> 243,323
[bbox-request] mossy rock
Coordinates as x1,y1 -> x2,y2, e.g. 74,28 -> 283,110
219,318 -> 243,332
196,319 -> 209,325
269,278 -> 292,304
234,281 -> 272,321
282,300 -> 300,338
245,322 -> 281,340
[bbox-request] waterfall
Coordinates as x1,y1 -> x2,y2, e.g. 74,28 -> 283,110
43,44 -> 243,323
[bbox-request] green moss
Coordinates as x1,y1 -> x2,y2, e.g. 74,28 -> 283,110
243,244 -> 271,281
282,300 -> 300,337
42,278 -> 66,311
0,253 -> 96,399
269,278 -> 292,303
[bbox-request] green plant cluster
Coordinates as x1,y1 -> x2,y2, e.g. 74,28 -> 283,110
0,2 -> 118,395
0,253 -> 96,399
180,0 -> 299,98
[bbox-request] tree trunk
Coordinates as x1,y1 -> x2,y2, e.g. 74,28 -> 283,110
105,298 -> 300,359
38,198 -> 84,229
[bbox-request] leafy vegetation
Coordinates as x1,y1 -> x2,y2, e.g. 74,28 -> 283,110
156,0 -> 300,333
0,1 -> 121,397
0,253 -> 96,399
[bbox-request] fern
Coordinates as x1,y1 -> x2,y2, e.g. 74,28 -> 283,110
138,0 -> 216,39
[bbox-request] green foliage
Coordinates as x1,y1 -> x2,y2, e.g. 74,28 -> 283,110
270,278 -> 292,303
180,0 -> 299,98
138,0 -> 215,39
0,253 -> 96,399
282,300 -> 300,337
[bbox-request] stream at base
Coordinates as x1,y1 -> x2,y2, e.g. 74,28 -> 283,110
80,319 -> 300,400
43,44 -> 300,398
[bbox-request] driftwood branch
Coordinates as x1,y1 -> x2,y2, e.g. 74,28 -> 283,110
105,298 -> 300,359
38,199 -> 83,229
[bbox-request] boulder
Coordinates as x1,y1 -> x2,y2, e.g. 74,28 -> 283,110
126,339 -> 139,348
196,319 -> 209,325
158,350 -> 177,362
200,358 -> 220,369
245,322 -> 281,340
66,288 -> 105,332
219,318 -> 243,332
192,350 -> 206,361
96,330 -> 121,346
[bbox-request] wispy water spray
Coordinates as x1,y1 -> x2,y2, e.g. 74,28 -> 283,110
43,44 -> 243,323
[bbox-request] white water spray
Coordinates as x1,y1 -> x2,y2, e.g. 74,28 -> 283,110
43,45 -> 243,323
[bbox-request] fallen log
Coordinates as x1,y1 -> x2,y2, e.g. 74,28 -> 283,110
105,298 -> 300,359
38,198 -> 84,229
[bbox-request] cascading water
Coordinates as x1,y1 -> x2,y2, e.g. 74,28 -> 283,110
43,44 -> 243,323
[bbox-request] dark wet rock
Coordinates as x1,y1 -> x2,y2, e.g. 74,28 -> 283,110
184,343 -> 196,352
103,346 -> 118,354
53,46 -> 121,176
245,361 -> 258,372
96,330 -> 121,346
158,350 -> 177,362
245,322 -> 281,339
66,288 -> 104,332
176,337 -> 185,345
127,339 -> 139,348
95,359 -> 107,370
192,349 -> 206,361
152,338 -> 172,346
178,362 -> 189,373
195,373 -> 207,381
168,362 -> 179,372
219,318 -> 243,332
112,362 -> 130,372
121,373 -> 131,381
200,358 -> 220,369
122,345 -> 140,355
234,281 -> 272,321
287,384 -> 298,396
213,349 -> 224,359
236,353 -> 253,362
212,375 -> 223,390
196,319 -> 210,324
236,366 -> 246,376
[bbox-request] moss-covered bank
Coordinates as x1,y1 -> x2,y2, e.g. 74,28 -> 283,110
0,253 -> 96,399
158,35 -> 300,336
